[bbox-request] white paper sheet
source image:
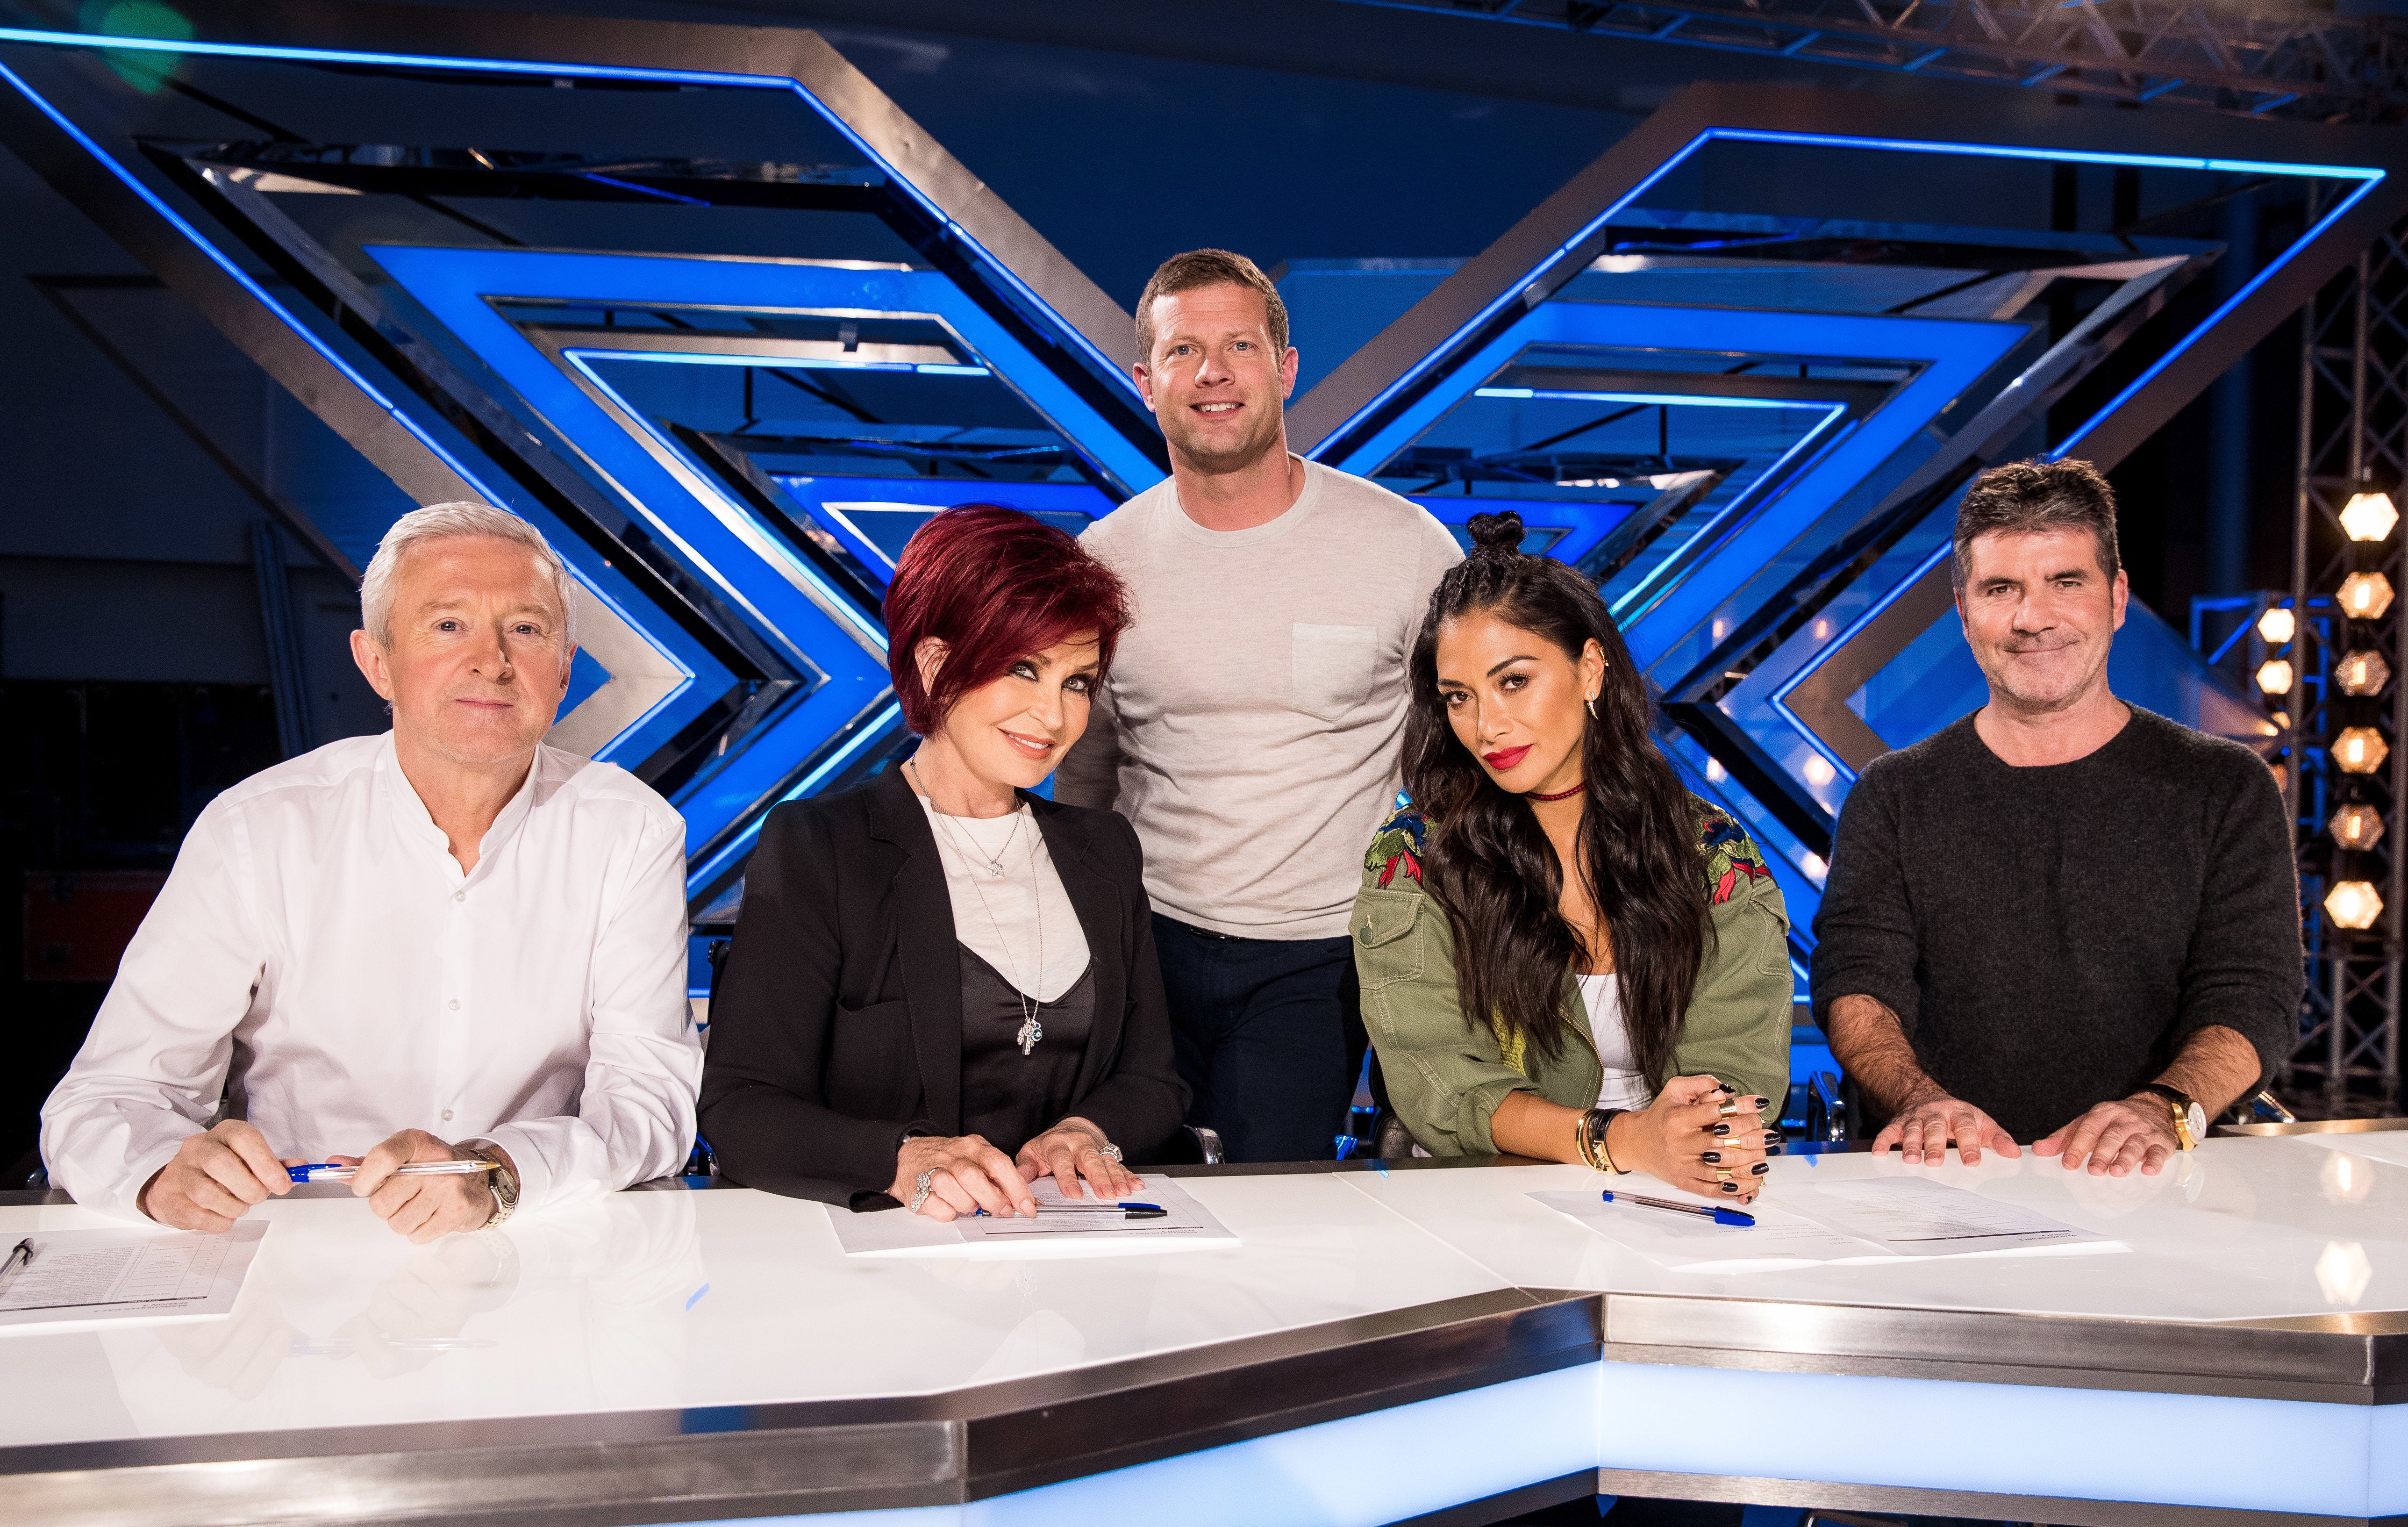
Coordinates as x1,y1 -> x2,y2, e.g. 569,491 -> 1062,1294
827,1175 -> 1238,1258
1530,1177 -> 2121,1274
1527,1189 -> 1881,1273
0,1222 -> 267,1331
1777,1178 -> 2108,1257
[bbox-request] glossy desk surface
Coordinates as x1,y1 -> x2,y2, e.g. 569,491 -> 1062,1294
5,1134 -> 2406,1524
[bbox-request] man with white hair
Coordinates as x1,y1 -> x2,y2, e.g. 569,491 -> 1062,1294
42,503 -> 700,1242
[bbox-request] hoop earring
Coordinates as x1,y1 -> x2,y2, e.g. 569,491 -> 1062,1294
1586,696 -> 1598,719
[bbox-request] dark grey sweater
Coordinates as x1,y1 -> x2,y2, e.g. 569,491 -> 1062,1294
1810,707 -> 2302,1141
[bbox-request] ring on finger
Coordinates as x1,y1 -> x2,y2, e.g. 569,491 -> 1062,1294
908,1170 -> 935,1213
1712,1167 -> 1735,1183
1716,1097 -> 1741,1119
1099,1142 -> 1124,1164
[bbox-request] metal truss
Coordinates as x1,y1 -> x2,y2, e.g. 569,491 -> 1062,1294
2283,221 -> 2408,1113
1338,0 -> 2408,122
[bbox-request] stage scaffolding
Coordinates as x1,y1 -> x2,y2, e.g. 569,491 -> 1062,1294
2284,217 -> 2408,1114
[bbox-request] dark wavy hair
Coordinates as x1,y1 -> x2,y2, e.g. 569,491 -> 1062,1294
1404,512 -> 1707,1080
885,504 -> 1130,736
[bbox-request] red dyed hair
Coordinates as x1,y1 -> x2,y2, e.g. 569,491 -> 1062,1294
885,504 -> 1130,736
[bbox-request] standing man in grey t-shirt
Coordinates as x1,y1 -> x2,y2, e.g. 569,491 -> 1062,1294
1056,249 -> 1460,1162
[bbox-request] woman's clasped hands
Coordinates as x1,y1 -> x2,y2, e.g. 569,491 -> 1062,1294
1608,1075 -> 1779,1206
887,1118 -> 1140,1221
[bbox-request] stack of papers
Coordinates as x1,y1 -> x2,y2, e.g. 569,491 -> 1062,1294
0,1222 -> 268,1330
829,1175 -> 1237,1257
1531,1177 -> 2121,1274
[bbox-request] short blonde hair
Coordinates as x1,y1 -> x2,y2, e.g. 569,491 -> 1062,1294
359,502 -> 578,646
1135,248 -> 1290,363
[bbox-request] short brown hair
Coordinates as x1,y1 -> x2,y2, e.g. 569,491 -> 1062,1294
1951,458 -> 2122,594
1134,249 -> 1290,364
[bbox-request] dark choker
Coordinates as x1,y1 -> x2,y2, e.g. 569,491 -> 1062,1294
1526,782 -> 1585,803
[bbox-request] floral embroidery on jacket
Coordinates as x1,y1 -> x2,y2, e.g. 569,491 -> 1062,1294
1697,805 -> 1772,906
1364,803 -> 1428,888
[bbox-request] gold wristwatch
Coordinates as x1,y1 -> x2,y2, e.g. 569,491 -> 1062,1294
460,1140 -> 520,1227
2132,1084 -> 2206,1151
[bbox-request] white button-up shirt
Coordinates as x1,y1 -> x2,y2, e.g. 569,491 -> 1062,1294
41,733 -> 702,1222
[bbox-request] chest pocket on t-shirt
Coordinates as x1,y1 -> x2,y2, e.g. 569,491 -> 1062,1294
1292,623 -> 1379,723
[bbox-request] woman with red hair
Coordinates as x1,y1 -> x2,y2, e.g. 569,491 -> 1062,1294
700,506 -> 1188,1216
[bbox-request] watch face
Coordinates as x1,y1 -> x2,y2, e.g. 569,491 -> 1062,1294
2184,1103 -> 2208,1139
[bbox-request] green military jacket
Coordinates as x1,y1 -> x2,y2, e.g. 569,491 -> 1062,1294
1352,798 -> 1794,1155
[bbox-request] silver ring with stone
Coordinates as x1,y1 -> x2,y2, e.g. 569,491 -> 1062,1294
909,1169 -> 935,1212
1099,1143 -> 1124,1164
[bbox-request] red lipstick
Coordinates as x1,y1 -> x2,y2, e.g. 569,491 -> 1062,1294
1482,745 -> 1533,773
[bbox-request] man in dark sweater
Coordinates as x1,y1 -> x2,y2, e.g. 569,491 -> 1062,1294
1814,458 -> 2301,1176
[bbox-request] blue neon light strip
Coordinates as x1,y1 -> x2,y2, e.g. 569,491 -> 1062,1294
0,25 -> 1146,407
0,51 -> 711,768
1765,538 -> 1956,786
583,350 -> 991,379
2052,172 -> 2384,456
1608,401 -> 1849,622
1407,495 -> 1634,568
684,700 -> 905,891
769,475 -> 1114,581
1308,124 -> 2384,458
1474,387 -> 1842,411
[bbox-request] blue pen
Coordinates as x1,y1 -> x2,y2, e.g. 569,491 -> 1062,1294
969,1202 -> 1167,1219
1601,1189 -> 1754,1228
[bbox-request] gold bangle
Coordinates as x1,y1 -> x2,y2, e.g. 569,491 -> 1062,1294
1573,1110 -> 1600,1170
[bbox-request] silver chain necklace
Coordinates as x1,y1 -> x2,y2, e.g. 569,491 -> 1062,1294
910,763 -> 1045,1054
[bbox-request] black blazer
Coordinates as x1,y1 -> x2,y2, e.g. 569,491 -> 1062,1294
699,767 -> 1189,1208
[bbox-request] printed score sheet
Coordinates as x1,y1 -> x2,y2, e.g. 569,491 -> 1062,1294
0,1221 -> 268,1331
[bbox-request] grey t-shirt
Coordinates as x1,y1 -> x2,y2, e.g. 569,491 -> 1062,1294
1055,459 -> 1460,939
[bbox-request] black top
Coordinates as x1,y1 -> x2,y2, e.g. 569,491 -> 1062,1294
1810,708 -> 2302,1141
699,768 -> 1190,1209
959,949 -> 1094,1154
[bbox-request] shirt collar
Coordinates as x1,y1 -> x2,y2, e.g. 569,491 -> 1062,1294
376,732 -> 544,886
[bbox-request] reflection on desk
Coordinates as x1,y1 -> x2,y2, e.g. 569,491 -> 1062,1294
1348,1135 -> 2408,1322
0,1170 -> 1509,1450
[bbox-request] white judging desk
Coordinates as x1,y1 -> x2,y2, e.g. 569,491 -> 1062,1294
4,1132 -> 2405,1527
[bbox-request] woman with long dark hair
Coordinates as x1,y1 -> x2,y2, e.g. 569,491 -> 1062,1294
1354,513 -> 1792,1201
701,505 -> 1186,1216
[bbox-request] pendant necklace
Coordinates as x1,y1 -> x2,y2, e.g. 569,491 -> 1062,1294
920,774 -> 1047,1055
907,760 -> 1022,877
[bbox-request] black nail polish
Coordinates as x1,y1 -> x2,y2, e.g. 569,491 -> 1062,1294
1702,1151 -> 1722,1164
1719,1182 -> 1738,1193
1715,1082 -> 1735,1092
1764,1129 -> 1781,1143
1751,1161 -> 1770,1175
1712,1122 -> 1730,1135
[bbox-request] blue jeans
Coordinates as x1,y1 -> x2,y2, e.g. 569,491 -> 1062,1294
1151,914 -> 1364,1164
